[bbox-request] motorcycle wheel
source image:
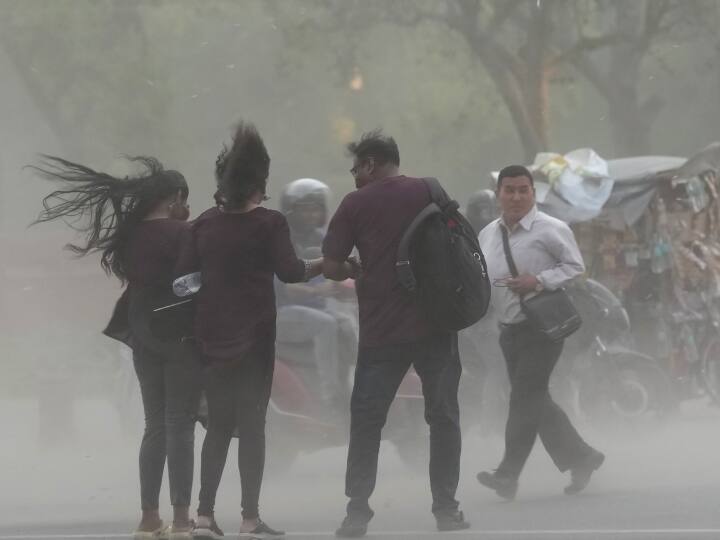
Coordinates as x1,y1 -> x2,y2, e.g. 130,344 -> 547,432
577,355 -> 674,425
609,368 -> 653,418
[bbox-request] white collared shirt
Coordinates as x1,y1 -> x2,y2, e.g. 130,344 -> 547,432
478,206 -> 585,324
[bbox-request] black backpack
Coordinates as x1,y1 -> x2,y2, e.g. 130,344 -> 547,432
396,178 -> 491,331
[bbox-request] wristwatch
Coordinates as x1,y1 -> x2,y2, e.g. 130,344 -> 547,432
302,259 -> 314,282
534,277 -> 544,292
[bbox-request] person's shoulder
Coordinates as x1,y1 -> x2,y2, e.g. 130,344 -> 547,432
163,218 -> 191,232
190,207 -> 221,228
535,210 -> 573,233
478,218 -> 500,241
166,219 -> 191,240
396,175 -> 426,188
334,188 -> 362,213
260,207 -> 286,222
257,207 -> 291,230
400,175 -> 425,183
363,175 -> 426,197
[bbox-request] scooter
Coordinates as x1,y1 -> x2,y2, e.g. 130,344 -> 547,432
269,276 -> 426,472
268,338 -> 426,472
563,279 -> 676,425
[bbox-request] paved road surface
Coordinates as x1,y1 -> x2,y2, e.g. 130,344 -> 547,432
2,398 -> 719,540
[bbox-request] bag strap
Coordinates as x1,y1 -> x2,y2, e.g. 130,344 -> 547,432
423,177 -> 448,206
396,202 -> 442,291
500,224 -> 520,278
423,177 -> 459,213
396,177 -> 459,292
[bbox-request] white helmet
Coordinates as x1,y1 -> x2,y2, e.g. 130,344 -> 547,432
280,178 -> 331,215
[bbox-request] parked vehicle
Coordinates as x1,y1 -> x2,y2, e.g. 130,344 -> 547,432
458,278 -> 675,435
267,338 -> 425,472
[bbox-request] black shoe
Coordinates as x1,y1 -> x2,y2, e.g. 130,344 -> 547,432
565,451 -> 605,495
335,512 -> 373,538
476,470 -> 518,500
238,519 -> 284,538
435,510 -> 471,532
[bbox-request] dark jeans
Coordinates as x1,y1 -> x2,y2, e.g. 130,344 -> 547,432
497,322 -> 595,479
133,341 -> 201,511
197,340 -> 275,520
345,333 -> 462,518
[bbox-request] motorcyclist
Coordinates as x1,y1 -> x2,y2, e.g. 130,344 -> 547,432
276,179 -> 356,411
466,189 -> 499,234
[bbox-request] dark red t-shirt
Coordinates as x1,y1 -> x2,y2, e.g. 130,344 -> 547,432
323,176 -> 436,348
113,219 -> 190,349
176,206 -> 305,358
125,219 -> 189,289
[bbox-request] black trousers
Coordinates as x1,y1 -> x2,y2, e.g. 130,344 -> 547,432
133,341 -> 201,511
497,322 -> 595,479
197,340 -> 275,520
345,333 -> 462,518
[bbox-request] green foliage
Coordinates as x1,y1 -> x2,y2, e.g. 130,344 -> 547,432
0,0 -> 172,160
2,0 -> 718,202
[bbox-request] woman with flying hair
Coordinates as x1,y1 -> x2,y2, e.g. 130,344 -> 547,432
32,156 -> 200,539
176,122 -> 322,539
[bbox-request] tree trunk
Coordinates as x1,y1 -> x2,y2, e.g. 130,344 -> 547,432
478,49 -> 546,162
605,0 -> 659,155
524,0 -> 553,154
607,97 -> 657,156
451,0 -> 550,162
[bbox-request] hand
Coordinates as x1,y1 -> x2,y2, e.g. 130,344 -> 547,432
346,256 -> 363,280
305,257 -> 324,281
507,274 -> 540,295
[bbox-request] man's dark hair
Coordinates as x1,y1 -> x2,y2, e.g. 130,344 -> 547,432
497,165 -> 534,189
347,129 -> 400,167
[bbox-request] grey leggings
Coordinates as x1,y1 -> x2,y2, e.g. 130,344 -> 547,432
133,342 -> 201,511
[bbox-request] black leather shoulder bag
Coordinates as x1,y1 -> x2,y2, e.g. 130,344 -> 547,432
500,225 -> 582,342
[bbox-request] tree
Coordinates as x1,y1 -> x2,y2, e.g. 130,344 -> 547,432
269,0 -> 559,161
268,0 -> 716,160
559,0 -> 716,155
0,0 -> 171,159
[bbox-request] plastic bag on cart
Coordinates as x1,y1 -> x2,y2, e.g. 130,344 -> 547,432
532,148 -> 613,220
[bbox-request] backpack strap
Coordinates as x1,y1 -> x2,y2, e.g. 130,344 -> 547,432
396,202 -> 441,292
423,177 -> 458,212
397,178 -> 461,292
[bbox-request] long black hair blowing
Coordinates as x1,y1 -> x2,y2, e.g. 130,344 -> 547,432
214,121 -> 270,210
31,155 -> 188,282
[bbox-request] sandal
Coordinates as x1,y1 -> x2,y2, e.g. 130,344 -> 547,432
170,519 -> 196,539
133,523 -> 169,540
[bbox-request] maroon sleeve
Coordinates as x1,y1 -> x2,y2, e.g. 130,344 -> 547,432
322,195 -> 355,261
271,212 -> 305,283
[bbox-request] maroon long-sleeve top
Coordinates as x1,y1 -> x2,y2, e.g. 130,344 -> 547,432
175,206 -> 305,360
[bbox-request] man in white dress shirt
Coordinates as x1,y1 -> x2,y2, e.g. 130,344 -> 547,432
476,165 -> 604,500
